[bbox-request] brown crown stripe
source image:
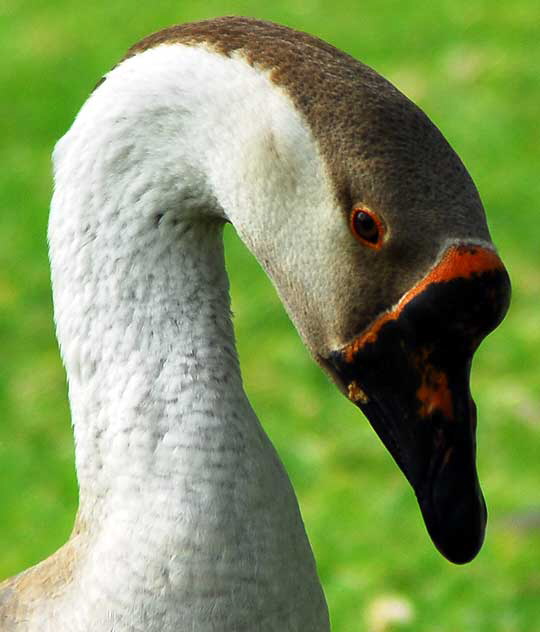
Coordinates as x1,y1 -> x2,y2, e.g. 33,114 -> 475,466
118,17 -> 476,215
342,244 -> 505,363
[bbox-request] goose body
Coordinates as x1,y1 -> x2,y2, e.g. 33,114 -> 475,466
0,17 -> 510,631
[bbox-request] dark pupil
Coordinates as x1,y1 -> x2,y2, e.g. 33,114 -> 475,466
354,211 -> 379,243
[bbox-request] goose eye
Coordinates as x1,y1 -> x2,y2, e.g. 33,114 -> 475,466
350,207 -> 384,249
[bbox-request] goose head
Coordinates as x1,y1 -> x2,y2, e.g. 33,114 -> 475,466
249,138 -> 510,563
236,122 -> 511,564
159,18 -> 513,564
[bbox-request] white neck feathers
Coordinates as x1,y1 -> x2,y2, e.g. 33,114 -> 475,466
47,44 -> 330,630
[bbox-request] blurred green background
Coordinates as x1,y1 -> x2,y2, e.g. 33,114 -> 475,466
0,1 -> 538,630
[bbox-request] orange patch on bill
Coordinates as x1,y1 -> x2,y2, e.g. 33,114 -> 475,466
343,244 -> 505,363
416,361 -> 454,419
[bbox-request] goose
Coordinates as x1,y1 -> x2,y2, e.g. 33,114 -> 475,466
0,16 -> 511,632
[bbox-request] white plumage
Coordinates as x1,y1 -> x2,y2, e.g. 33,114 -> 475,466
3,43 -> 331,631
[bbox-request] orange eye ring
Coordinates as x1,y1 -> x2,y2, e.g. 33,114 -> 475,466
349,207 -> 385,250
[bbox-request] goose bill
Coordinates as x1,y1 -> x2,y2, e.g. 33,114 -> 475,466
326,244 -> 511,564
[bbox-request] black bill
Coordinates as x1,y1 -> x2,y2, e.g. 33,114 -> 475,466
325,244 -> 511,564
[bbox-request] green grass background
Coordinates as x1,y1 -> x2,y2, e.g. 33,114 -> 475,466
1,1 -> 538,630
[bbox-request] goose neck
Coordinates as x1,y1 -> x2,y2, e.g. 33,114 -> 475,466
46,42 -> 329,627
